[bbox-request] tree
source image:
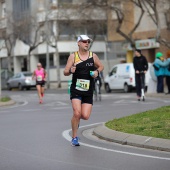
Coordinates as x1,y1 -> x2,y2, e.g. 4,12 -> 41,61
79,0 -> 145,49
0,14 -> 16,72
13,15 -> 45,71
80,0 -> 170,49
142,0 -> 170,48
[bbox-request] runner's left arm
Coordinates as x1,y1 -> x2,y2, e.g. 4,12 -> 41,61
44,69 -> 47,81
93,53 -> 104,78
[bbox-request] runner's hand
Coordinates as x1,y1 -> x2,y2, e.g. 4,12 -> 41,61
92,70 -> 99,78
70,65 -> 76,73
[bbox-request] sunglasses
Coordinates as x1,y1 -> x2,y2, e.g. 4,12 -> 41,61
37,65 -> 41,67
81,40 -> 90,44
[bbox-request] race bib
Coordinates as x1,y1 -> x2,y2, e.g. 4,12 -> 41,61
76,79 -> 90,91
37,75 -> 43,81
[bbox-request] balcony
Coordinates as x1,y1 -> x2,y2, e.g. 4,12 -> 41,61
0,18 -> 6,29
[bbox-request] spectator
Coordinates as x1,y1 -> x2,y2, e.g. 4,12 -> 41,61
133,49 -> 148,101
153,52 -> 168,93
165,51 -> 170,94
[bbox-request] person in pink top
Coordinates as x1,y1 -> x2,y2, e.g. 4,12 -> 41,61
32,63 -> 47,104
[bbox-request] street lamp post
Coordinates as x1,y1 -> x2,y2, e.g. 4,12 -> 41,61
46,20 -> 50,89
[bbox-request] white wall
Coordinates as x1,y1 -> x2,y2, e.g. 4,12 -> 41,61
134,3 -> 167,32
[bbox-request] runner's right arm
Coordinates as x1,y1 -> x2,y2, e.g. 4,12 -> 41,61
64,54 -> 76,76
32,71 -> 36,80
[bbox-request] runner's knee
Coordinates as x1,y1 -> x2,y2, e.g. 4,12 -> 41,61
73,110 -> 81,119
81,113 -> 90,120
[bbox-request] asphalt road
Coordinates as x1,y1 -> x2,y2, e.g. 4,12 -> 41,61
0,89 -> 170,170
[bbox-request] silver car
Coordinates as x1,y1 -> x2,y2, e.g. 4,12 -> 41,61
7,72 -> 36,90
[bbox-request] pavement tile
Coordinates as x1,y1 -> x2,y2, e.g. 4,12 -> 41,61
93,125 -> 130,144
145,138 -> 170,151
123,134 -> 150,148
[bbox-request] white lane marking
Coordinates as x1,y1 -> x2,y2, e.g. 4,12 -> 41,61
43,101 -> 68,107
62,123 -> 170,161
21,109 -> 42,112
51,107 -> 70,110
114,100 -> 125,103
57,101 -> 68,106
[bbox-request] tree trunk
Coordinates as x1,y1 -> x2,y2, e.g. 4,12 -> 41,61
7,55 -> 12,71
27,52 -> 30,71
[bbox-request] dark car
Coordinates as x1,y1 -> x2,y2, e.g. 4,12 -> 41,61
7,72 -> 36,90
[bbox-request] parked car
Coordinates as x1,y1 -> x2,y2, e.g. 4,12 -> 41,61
7,72 -> 36,90
104,63 -> 151,93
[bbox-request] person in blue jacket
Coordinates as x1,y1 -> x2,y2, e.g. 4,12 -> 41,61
165,51 -> 170,94
153,52 -> 169,93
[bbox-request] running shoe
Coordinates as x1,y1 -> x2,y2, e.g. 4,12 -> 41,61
71,137 -> 80,146
39,99 -> 43,104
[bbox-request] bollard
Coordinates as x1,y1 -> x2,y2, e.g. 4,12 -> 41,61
68,80 -> 72,94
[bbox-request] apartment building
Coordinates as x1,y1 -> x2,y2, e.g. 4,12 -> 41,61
0,0 -> 116,82
1,0 -> 169,83
108,0 -> 170,63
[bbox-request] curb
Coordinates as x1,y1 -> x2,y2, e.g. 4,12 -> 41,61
93,124 -> 170,152
146,93 -> 170,98
0,100 -> 16,107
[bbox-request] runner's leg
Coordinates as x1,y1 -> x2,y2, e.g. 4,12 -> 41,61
71,99 -> 82,138
81,103 -> 92,120
41,86 -> 45,97
36,85 -> 42,102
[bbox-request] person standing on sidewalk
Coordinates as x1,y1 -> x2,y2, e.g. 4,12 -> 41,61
64,35 -> 104,146
133,49 -> 148,101
32,63 -> 47,104
165,51 -> 170,94
153,52 -> 168,93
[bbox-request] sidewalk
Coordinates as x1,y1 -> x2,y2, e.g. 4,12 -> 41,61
146,92 -> 170,98
93,124 -> 170,152
0,100 -> 16,107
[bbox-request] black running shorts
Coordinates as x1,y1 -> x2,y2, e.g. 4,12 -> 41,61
36,80 -> 45,87
70,92 -> 93,105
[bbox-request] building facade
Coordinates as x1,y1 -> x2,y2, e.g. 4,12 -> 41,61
107,0 -> 170,63
0,0 -> 169,84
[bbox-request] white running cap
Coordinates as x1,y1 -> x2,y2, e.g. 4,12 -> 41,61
77,35 -> 93,42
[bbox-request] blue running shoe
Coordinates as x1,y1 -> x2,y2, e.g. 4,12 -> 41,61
71,137 -> 80,146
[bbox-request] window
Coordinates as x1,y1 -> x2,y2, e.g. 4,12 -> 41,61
39,54 -> 54,69
16,73 -> 21,78
95,52 -> 104,60
13,0 -> 30,20
60,53 -> 69,66
110,67 -> 117,76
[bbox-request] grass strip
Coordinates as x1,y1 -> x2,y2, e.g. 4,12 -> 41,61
0,96 -> 11,102
105,106 -> 170,139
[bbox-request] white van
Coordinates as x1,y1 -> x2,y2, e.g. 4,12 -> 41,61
104,63 -> 151,93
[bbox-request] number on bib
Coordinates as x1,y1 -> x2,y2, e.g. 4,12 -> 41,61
76,79 -> 90,91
